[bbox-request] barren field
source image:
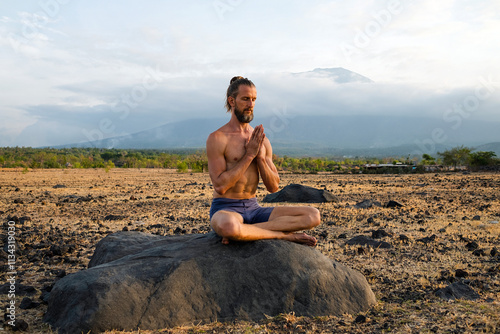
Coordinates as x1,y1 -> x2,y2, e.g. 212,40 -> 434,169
1,168 -> 499,333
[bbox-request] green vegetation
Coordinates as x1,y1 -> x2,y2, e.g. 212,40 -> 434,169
0,147 -> 208,171
0,146 -> 498,173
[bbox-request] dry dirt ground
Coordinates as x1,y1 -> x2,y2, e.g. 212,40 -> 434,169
0,168 -> 499,333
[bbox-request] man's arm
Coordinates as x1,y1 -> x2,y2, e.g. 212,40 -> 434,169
257,136 -> 280,193
206,130 -> 261,196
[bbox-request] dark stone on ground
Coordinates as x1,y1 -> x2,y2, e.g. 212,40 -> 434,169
53,184 -> 67,188
473,248 -> 486,256
465,241 -> 479,251
20,297 -> 41,310
45,231 -> 376,333
491,247 -> 498,257
263,184 -> 338,203
103,214 -> 128,221
399,234 -> 410,243
455,269 -> 469,278
354,314 -> 367,323
385,200 -> 404,208
416,235 -> 437,244
9,319 -> 29,332
371,229 -> 391,239
352,200 -> 382,209
0,283 -> 36,296
435,281 -> 480,301
346,235 -> 392,249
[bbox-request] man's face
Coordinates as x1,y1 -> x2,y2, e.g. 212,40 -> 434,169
232,85 -> 257,123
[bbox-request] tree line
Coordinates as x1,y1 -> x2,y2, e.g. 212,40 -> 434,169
0,146 -> 498,173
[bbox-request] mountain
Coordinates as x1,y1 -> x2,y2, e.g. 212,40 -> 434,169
55,115 -> 500,158
292,67 -> 374,83
473,142 -> 500,157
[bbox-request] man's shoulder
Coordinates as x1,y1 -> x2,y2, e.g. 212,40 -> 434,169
206,125 -> 230,149
207,123 -> 231,140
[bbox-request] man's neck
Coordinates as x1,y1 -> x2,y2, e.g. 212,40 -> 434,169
228,114 -> 251,132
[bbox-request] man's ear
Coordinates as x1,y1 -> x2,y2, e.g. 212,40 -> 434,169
228,96 -> 235,109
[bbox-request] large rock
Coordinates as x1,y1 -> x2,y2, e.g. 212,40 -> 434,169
263,184 -> 338,203
44,231 -> 376,333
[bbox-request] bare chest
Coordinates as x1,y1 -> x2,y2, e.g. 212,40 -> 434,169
224,135 -> 249,164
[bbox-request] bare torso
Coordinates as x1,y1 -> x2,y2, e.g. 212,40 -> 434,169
212,126 -> 260,199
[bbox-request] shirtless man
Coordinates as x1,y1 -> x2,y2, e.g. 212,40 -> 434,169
206,76 -> 321,246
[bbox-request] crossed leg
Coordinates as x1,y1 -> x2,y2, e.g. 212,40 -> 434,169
210,206 -> 321,246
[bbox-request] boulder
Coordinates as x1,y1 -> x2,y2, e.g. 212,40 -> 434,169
44,231 -> 376,333
263,184 -> 338,203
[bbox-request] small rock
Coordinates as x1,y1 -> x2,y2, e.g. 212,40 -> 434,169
53,184 -> 67,189
354,314 -> 367,323
455,269 -> 468,278
386,200 -> 403,208
416,235 -> 437,244
399,234 -> 410,243
319,231 -> 328,239
472,249 -> 486,256
371,229 -> 390,239
10,318 -> 29,331
472,215 -> 481,221
353,199 -> 382,209
465,241 -> 479,251
104,214 -> 128,221
20,297 -> 41,310
435,281 -> 480,301
346,235 -> 392,249
491,248 -> 498,257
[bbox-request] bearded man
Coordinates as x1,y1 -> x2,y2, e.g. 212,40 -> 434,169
206,76 -> 321,246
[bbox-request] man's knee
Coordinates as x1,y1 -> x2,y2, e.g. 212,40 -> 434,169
211,212 -> 242,239
306,207 -> 321,229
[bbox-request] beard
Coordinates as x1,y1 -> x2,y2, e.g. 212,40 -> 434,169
234,105 -> 254,123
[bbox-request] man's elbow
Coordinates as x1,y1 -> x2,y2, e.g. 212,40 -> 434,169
214,185 -> 227,196
268,185 -> 279,193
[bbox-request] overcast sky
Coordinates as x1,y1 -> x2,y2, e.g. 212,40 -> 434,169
1,0 -> 499,147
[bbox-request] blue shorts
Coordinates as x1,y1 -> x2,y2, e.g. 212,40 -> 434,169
209,197 -> 274,224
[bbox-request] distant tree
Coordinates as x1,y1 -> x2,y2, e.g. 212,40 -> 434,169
438,146 -> 472,168
176,161 -> 188,173
468,151 -> 497,168
421,154 -> 436,165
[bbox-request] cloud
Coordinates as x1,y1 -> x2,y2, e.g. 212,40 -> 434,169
1,1 -> 499,147
8,70 -> 499,147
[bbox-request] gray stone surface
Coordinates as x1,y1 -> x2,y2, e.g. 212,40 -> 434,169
44,231 -> 376,333
263,184 -> 338,203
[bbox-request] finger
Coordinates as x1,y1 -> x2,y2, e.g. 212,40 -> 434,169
251,126 -> 262,141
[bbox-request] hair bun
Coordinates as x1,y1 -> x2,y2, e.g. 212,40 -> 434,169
230,76 -> 244,84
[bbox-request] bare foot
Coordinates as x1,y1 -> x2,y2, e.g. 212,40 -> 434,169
283,232 -> 317,247
221,237 -> 230,245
